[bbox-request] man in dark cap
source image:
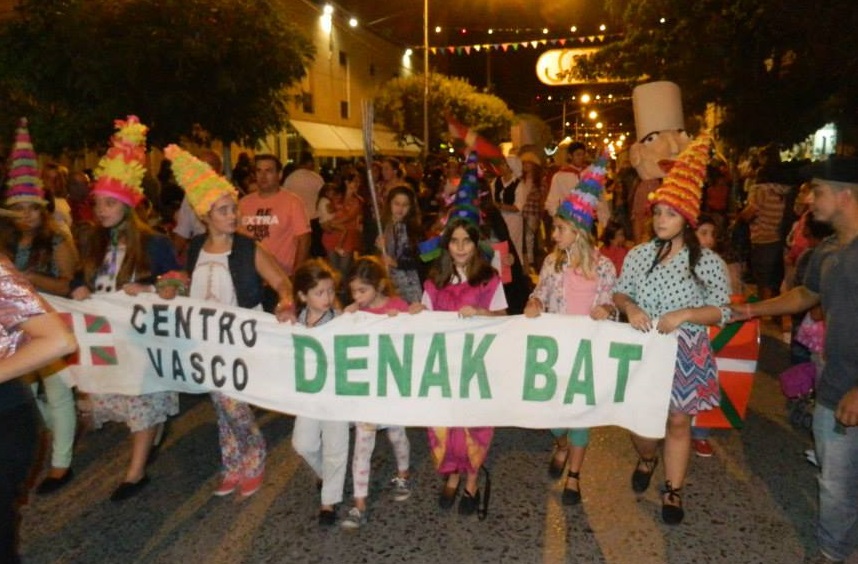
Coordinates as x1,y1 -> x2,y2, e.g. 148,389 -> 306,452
732,158 -> 858,563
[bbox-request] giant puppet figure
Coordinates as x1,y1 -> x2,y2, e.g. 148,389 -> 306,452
629,81 -> 690,243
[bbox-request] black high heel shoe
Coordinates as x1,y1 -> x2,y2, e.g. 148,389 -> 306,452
631,456 -> 658,493
661,480 -> 684,525
561,470 -> 582,506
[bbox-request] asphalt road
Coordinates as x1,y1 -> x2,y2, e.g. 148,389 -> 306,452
18,331 -> 847,564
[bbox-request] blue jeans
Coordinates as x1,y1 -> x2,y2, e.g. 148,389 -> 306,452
813,404 -> 858,561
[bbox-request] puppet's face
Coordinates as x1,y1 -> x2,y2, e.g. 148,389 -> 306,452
629,129 -> 690,180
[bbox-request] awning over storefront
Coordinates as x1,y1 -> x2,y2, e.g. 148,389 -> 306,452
289,119 -> 357,158
289,120 -> 420,159
372,129 -> 421,158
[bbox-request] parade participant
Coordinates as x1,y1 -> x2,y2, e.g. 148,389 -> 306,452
612,134 -> 730,525
493,155 -> 526,258
162,145 -> 294,498
599,220 -> 630,277
524,154 -> 617,505
417,153 -> 507,516
70,116 -> 181,502
1,119 -> 79,494
282,152 -> 324,258
689,214 -> 728,457
238,155 -> 310,310
731,158 -> 858,563
0,252 -> 77,564
340,256 -> 412,529
378,185 -> 423,304
544,141 -> 588,216
290,259 -> 349,527
629,81 -> 691,244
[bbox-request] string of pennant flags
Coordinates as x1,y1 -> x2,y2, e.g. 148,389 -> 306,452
419,33 -> 624,56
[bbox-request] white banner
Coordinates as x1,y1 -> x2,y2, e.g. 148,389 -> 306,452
46,294 -> 678,438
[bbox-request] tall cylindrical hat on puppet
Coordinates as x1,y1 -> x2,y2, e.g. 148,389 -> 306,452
632,81 -> 684,143
4,117 -> 47,209
164,144 -> 238,218
648,132 -> 713,228
91,116 -> 149,207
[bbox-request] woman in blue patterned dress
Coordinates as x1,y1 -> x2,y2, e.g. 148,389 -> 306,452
612,135 -> 730,525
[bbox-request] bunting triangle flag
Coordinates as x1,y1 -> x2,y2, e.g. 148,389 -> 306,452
464,46 -> 471,54
501,43 -> 509,51
530,40 -> 538,48
540,39 -> 547,45
474,45 -> 481,52
447,46 -> 455,54
430,47 -> 437,55
559,38 -> 566,46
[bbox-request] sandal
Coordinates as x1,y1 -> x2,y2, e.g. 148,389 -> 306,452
561,470 -> 582,506
661,480 -> 684,525
631,456 -> 658,493
548,445 -> 570,479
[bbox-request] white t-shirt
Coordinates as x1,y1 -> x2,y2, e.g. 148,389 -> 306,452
189,249 -> 236,306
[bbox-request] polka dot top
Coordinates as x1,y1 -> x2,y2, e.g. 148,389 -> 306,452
614,240 -> 731,332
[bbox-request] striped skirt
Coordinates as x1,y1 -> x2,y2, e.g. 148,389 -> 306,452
670,327 -> 720,415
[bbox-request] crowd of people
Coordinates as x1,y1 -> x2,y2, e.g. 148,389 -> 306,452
1,111 -> 857,564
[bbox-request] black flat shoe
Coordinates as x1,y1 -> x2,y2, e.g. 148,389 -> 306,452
561,470 -> 582,506
548,446 -> 570,479
318,509 -> 337,527
458,488 -> 480,516
110,475 -> 150,502
438,478 -> 459,510
661,481 -> 684,525
36,469 -> 74,495
631,456 -> 658,493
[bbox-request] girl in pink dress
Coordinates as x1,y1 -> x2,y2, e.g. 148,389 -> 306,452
420,217 -> 507,515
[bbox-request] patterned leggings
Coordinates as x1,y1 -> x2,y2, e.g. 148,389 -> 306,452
351,423 -> 410,499
211,392 -> 266,478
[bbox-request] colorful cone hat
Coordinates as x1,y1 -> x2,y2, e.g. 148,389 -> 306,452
556,152 -> 608,231
446,151 -> 482,226
4,118 -> 46,207
164,144 -> 237,217
91,115 -> 149,207
418,151 -> 485,261
649,132 -> 713,227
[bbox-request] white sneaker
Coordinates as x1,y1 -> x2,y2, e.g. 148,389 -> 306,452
805,449 -> 819,467
340,507 -> 367,530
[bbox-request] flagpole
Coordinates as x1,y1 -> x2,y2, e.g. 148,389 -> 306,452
422,0 -> 429,159
361,100 -> 387,266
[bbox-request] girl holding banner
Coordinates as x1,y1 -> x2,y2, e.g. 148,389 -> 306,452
162,145 -> 295,498
290,260 -> 350,527
1,118 -> 79,494
612,134 -> 731,525
524,154 -> 617,506
418,153 -> 508,517
71,117 -> 181,502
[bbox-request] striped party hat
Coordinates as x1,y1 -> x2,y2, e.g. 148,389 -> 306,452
4,118 -> 46,207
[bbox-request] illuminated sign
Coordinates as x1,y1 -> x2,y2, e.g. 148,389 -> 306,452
536,48 -> 621,85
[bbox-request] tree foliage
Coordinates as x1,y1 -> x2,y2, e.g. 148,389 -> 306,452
577,0 -> 858,151
375,73 -> 515,150
0,0 -> 315,155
